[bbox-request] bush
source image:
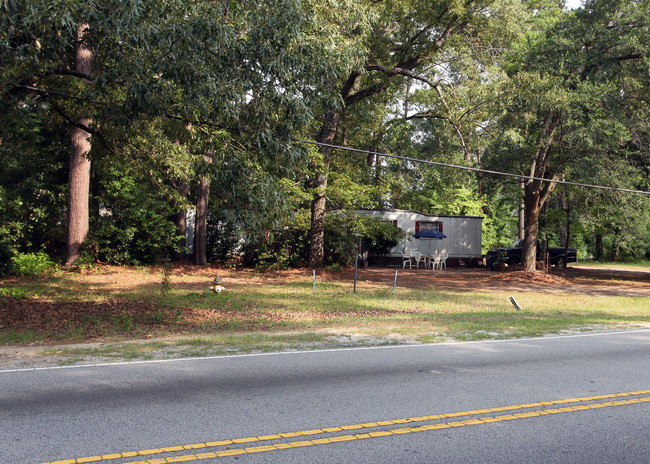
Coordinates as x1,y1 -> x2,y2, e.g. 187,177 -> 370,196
360,218 -> 406,262
206,211 -> 242,262
89,210 -> 181,265
87,167 -> 182,265
241,220 -> 310,270
323,214 -> 358,267
10,251 -> 57,276
239,212 -> 406,269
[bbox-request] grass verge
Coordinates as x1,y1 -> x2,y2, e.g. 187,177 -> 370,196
1,265 -> 648,367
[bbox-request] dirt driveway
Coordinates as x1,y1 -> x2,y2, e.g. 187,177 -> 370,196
333,266 -> 650,298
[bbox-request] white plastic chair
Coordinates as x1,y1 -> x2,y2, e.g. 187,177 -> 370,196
431,254 -> 441,270
400,251 -> 412,269
440,252 -> 448,270
413,251 -> 424,269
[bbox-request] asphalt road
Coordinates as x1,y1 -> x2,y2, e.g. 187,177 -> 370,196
2,329 -> 650,464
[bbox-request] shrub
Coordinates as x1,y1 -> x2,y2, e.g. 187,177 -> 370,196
360,218 -> 406,261
10,251 -> 57,276
240,211 -> 311,269
206,211 -> 242,262
323,214 -> 358,267
87,168 -> 182,265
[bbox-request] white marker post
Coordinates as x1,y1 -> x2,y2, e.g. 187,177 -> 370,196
509,296 -> 523,311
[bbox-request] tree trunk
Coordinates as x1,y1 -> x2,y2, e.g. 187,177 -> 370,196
518,180 -> 525,240
563,193 -> 571,268
523,180 -> 559,271
595,233 -> 603,260
193,154 -> 213,266
65,23 -> 93,266
540,201 -> 549,263
559,185 -> 568,247
522,186 -> 542,271
172,181 -> 190,261
308,109 -> 341,268
521,113 -> 561,271
193,178 -> 210,265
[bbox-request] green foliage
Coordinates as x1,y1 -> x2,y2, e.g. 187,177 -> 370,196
10,251 -> 57,276
2,0 -> 359,267
240,211 -> 311,270
324,263 -> 343,272
480,0 -> 650,264
0,105 -> 68,254
0,241 -> 16,275
1,0 -> 648,269
358,217 -> 406,259
239,211 -> 403,269
87,164 -> 181,265
206,211 -> 242,263
481,191 -> 520,252
323,214 -> 359,267
495,252 -> 507,265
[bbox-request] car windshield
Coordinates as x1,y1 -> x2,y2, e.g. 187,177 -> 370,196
510,239 -> 523,247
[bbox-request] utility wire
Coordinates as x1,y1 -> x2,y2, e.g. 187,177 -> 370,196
295,139 -> 650,196
9,82 -> 649,196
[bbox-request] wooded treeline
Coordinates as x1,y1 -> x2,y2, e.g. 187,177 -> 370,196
1,0 -> 648,271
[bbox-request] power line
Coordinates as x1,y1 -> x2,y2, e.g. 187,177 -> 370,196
295,139 -> 650,196
9,82 -> 649,196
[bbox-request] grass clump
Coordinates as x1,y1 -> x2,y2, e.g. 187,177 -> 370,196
0,287 -> 29,298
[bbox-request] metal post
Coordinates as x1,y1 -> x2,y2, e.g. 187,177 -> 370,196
393,270 -> 398,290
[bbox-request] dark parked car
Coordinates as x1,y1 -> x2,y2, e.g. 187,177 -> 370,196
486,239 -> 577,270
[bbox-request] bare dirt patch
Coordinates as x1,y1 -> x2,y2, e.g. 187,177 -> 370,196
342,265 -> 650,297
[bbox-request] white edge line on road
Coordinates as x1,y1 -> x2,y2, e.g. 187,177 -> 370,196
2,328 -> 650,374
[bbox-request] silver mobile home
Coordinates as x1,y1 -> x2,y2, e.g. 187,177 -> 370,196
355,209 -> 483,262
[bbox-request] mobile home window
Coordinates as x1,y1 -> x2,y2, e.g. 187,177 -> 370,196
415,221 -> 443,233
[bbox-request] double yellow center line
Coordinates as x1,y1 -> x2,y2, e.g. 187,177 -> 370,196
42,389 -> 650,464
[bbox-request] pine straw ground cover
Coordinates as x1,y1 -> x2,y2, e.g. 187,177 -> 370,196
0,264 -> 649,368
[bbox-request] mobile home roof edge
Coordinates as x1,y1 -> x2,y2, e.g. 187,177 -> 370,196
333,208 -> 484,219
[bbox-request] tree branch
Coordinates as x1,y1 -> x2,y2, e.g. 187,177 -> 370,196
7,83 -> 104,105
364,65 -> 441,89
407,111 -> 448,120
6,82 -> 241,134
344,81 -> 387,106
52,69 -> 94,80
50,103 -> 113,153
605,53 -> 643,62
340,72 -> 361,99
